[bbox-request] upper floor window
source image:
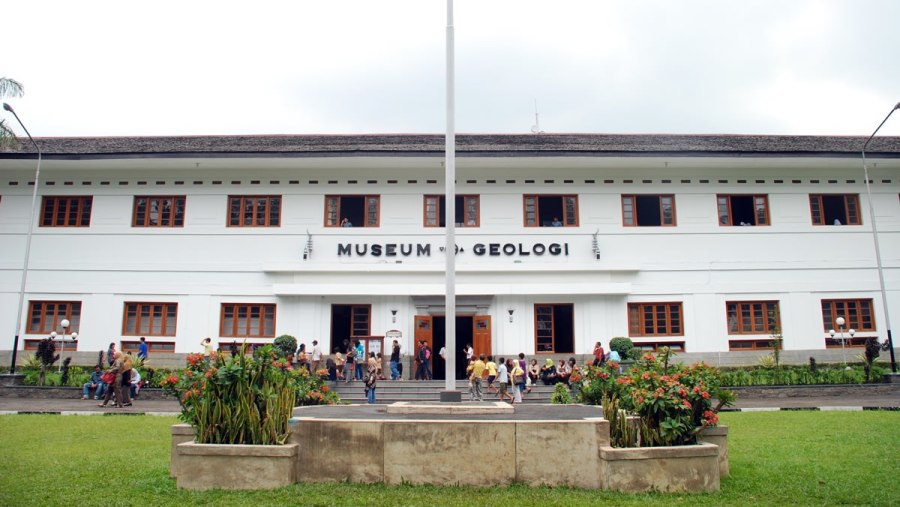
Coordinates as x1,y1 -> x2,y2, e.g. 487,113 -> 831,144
40,196 -> 92,227
628,302 -> 683,336
821,299 -> 875,332
133,196 -> 186,227
622,194 -> 675,226
221,303 -> 276,338
424,195 -> 480,227
325,195 -> 380,227
523,195 -> 578,227
228,195 -> 281,227
726,300 -> 780,335
27,301 -> 81,334
717,194 -> 770,226
809,194 -> 860,225
123,302 -> 177,336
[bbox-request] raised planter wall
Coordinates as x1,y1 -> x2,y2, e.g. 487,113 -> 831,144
699,425 -> 729,477
599,443 -> 721,493
291,416 -> 610,489
170,424 -> 195,478
174,442 -> 299,490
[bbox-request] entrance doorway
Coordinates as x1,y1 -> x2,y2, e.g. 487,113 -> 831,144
414,315 -> 491,380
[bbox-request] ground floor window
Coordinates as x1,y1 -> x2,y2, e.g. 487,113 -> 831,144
633,341 -> 685,353
627,302 -> 683,336
821,299 -> 875,332
123,302 -> 177,336
28,301 -> 81,334
121,340 -> 175,354
728,339 -> 775,350
726,301 -> 780,334
824,337 -> 869,348
24,338 -> 78,351
220,303 -> 276,338
534,303 -> 574,353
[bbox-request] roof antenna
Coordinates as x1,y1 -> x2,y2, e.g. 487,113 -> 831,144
531,99 -> 544,134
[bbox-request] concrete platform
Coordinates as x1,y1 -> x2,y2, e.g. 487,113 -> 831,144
386,401 -> 514,415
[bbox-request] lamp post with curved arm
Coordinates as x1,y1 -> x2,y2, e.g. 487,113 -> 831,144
861,102 -> 900,373
2,103 -> 42,375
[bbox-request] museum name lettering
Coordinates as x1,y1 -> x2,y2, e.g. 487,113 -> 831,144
337,242 -> 569,257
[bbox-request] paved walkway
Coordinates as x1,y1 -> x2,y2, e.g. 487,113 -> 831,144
0,391 -> 897,415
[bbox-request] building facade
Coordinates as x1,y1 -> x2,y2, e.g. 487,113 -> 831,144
1,134 -> 898,372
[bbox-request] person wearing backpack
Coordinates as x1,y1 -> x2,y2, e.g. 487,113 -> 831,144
354,340 -> 365,380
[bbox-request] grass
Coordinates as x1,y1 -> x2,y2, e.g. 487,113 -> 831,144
0,411 -> 897,506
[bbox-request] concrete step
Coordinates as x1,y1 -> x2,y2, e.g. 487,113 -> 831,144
329,380 -> 564,404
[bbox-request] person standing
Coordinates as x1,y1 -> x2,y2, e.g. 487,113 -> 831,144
354,340 -> 365,380
343,340 -> 355,383
415,341 -> 428,381
106,342 -> 117,366
98,351 -> 124,408
200,337 -> 214,362
137,337 -> 148,362
469,355 -> 486,401
365,352 -> 378,404
310,340 -> 322,374
389,340 -> 401,380
496,357 -> 513,403
423,343 -> 433,380
510,359 -> 525,404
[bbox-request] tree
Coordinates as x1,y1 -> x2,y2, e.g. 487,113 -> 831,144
0,77 -> 25,149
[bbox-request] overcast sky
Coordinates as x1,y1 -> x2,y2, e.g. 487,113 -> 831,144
3,0 -> 899,138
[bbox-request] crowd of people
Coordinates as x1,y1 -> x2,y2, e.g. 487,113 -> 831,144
85,341 -> 143,408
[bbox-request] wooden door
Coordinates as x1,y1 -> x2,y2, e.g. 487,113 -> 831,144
473,315 -> 492,358
414,315 -> 433,371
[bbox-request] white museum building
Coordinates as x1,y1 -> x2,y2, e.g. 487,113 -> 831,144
1,133 -> 898,374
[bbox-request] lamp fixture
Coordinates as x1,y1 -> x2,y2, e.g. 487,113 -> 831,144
390,308 -> 398,323
507,308 -> 515,323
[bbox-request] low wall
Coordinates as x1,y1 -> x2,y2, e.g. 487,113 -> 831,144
0,386 -> 170,400
729,383 -> 900,399
599,443 -> 720,492
291,412 -> 610,489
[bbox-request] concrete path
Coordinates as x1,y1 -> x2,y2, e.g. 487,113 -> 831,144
0,391 -> 897,416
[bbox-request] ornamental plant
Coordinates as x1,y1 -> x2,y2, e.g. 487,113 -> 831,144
579,348 -> 734,448
160,344 -> 298,445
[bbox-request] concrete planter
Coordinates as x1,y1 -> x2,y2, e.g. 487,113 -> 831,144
174,441 -> 299,490
698,425 -> 729,477
599,443 -> 720,493
169,424 -> 195,478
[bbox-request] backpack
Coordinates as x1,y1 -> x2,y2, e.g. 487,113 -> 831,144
425,347 -> 431,360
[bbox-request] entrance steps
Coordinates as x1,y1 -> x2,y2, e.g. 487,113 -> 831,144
329,380 -> 561,404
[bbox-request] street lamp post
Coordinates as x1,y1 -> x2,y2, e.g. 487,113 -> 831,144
58,319 -> 70,372
861,102 -> 900,373
3,103 -> 42,375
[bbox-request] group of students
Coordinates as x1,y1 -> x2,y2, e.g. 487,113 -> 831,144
466,353 -> 531,403
84,343 -> 142,408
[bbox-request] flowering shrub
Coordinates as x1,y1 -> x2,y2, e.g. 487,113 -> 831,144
579,348 -> 734,447
160,344 -> 339,445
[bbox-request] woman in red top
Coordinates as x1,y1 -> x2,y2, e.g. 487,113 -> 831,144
593,341 -> 606,367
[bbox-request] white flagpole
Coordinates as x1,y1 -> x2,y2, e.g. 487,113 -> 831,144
443,0 -> 458,398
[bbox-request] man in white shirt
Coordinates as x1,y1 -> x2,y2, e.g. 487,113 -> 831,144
310,340 -> 323,374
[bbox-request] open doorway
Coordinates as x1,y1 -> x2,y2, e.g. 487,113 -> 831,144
431,316 -> 473,381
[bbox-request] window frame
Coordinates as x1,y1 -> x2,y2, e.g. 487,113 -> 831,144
726,300 -> 781,335
40,196 -> 93,227
220,303 -> 277,338
716,194 -> 770,226
133,195 -> 186,227
809,194 -> 861,225
423,194 -> 480,227
121,340 -> 176,354
621,194 -> 676,227
122,302 -> 178,337
627,302 -> 684,337
534,303 -> 575,353
821,299 -> 876,332
227,195 -> 282,227
324,195 -> 381,227
523,194 -> 579,227
633,341 -> 686,353
27,301 -> 82,334
728,339 -> 775,351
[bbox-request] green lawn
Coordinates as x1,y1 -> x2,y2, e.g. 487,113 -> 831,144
0,411 -> 897,506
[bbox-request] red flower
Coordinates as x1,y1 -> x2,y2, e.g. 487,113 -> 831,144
321,385 -> 330,394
